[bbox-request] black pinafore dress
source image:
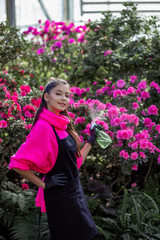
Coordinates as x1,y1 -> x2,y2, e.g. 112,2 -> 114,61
44,126 -> 99,240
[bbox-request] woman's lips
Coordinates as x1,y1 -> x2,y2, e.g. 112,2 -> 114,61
59,103 -> 65,107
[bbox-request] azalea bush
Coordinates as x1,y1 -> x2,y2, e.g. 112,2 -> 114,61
1,2 -> 160,239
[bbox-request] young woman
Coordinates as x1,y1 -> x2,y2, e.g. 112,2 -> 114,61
9,78 -> 99,240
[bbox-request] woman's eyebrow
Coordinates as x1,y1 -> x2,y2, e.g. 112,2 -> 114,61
55,90 -> 70,94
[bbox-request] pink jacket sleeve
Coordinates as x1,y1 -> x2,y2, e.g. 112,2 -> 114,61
9,120 -> 58,173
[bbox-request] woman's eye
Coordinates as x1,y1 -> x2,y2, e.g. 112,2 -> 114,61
66,95 -> 70,98
56,93 -> 61,95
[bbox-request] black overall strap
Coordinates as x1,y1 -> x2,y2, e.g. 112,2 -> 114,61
52,126 -> 60,141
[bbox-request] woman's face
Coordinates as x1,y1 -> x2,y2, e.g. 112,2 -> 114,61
44,83 -> 70,115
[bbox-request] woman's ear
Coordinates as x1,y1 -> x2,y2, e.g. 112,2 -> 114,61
44,92 -> 49,102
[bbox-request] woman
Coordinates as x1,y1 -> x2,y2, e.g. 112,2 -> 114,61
9,78 -> 99,240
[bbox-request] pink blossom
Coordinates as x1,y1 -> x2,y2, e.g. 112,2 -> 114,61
131,142 -> 138,149
37,48 -> 44,55
20,91 -> 26,97
117,130 -> 132,140
132,164 -> 138,171
140,91 -> 150,100
0,120 -> 8,128
104,50 -> 112,56
74,117 -> 85,124
120,122 -> 127,130
110,117 -> 120,126
131,152 -> 138,160
119,113 -> 128,122
131,183 -> 137,188
20,85 -> 31,93
143,118 -> 152,127
139,139 -> 148,150
123,152 -> 129,159
79,135 -> 84,143
116,79 -> 126,88
108,106 -> 119,118
130,75 -> 137,84
68,112 -> 76,119
69,38 -> 76,44
119,107 -> 128,113
127,87 -> 136,94
93,81 -> 97,85
137,80 -> 147,90
39,86 -> 44,91
147,105 -> 158,115
22,183 -> 29,190
139,151 -> 146,159
156,124 -> 160,134
119,150 -> 126,157
113,89 -> 122,98
54,41 -> 62,48
25,110 -> 32,118
132,102 -> 139,109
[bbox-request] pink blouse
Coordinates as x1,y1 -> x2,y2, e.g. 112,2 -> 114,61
9,108 -> 83,212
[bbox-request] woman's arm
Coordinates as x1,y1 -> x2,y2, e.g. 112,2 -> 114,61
80,142 -> 92,164
13,168 -> 45,189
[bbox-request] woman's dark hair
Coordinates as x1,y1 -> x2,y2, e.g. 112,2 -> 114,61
32,77 -> 81,157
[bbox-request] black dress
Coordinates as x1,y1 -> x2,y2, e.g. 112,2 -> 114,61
44,126 -> 99,240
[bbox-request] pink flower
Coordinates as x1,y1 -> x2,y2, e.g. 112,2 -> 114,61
156,124 -> 160,134
113,89 -> 122,98
117,130 -> 132,140
39,86 -> 44,91
108,106 -> 119,118
131,142 -> 138,149
140,91 -> 150,100
69,38 -> 76,44
22,183 -> 29,190
127,87 -> 136,94
132,102 -> 139,109
139,151 -> 146,159
120,122 -> 127,130
37,48 -> 44,55
0,120 -> 8,128
131,183 -> 137,188
68,111 -> 76,119
93,81 -> 97,85
54,41 -> 62,48
147,105 -> 158,115
143,118 -> 152,127
20,91 -> 26,97
123,152 -> 129,159
131,152 -> 138,160
132,164 -> 138,171
104,50 -> 112,56
137,81 -> 147,90
119,150 -> 125,157
20,85 -> 31,93
116,79 -> 126,88
25,110 -> 32,118
74,117 -> 85,124
119,107 -> 128,113
130,75 -> 137,84
139,140 -> 148,150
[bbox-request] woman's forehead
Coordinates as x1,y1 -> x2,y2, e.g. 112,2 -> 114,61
51,83 -> 70,93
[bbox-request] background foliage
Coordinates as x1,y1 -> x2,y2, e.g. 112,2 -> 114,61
0,2 -> 160,240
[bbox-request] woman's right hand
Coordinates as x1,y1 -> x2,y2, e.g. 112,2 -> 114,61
45,173 -> 68,189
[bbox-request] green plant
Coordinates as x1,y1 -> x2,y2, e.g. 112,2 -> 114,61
94,189 -> 160,240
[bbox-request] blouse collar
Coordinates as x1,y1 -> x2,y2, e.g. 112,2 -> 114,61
39,108 -> 70,130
